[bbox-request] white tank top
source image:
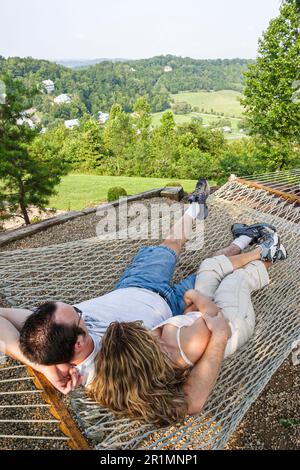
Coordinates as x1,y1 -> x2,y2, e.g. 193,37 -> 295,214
153,312 -> 203,367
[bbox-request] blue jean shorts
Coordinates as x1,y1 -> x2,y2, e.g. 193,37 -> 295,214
114,245 -> 196,316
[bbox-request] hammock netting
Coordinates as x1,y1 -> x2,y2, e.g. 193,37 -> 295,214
0,180 -> 299,449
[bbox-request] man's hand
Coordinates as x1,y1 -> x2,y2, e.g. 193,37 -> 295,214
41,364 -> 83,395
184,310 -> 230,415
202,311 -> 232,340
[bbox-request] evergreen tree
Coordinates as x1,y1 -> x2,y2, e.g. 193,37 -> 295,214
62,118 -> 107,171
132,97 -> 152,140
103,104 -> 135,174
0,75 -> 68,224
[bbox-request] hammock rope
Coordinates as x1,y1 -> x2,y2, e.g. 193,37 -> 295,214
0,179 -> 299,449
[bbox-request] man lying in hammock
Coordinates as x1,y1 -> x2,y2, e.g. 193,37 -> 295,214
0,179 -> 287,417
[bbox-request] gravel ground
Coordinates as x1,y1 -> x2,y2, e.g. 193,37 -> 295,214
0,197 -> 299,450
0,197 -> 175,252
0,358 -> 69,450
227,357 -> 300,449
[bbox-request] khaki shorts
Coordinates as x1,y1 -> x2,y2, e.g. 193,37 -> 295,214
195,255 -> 270,358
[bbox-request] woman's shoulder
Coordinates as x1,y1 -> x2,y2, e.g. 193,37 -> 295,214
180,316 -> 211,365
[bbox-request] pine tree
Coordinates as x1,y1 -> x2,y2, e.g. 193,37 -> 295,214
0,75 -> 68,224
132,97 -> 152,140
103,104 -> 135,175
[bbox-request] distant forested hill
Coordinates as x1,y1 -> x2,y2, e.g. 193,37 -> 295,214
0,55 -> 254,125
55,58 -> 129,68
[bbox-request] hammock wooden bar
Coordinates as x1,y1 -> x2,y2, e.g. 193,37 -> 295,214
237,169 -> 300,204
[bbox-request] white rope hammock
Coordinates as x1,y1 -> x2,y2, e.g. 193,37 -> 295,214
0,180 -> 299,449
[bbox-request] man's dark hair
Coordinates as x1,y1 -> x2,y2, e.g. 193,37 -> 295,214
19,301 -> 85,365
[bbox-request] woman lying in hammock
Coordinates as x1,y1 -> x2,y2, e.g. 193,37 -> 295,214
90,228 -> 287,426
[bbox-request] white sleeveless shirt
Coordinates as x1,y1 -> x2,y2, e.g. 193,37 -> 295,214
153,312 -> 203,367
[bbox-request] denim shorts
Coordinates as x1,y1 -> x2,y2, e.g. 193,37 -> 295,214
114,245 -> 196,316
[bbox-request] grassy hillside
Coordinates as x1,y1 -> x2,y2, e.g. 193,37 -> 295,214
151,110 -> 242,129
152,90 -> 245,135
172,90 -> 243,117
49,174 -> 199,211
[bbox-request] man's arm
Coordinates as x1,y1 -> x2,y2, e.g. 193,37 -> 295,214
0,306 -> 32,330
183,312 -> 230,415
0,307 -> 34,364
0,312 -> 46,370
0,308 -> 80,394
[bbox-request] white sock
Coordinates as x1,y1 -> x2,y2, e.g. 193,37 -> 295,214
232,235 -> 253,251
185,202 -> 202,220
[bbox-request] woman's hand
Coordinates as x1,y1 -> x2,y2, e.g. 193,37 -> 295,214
202,311 -> 232,341
184,289 -> 199,313
184,289 -> 221,317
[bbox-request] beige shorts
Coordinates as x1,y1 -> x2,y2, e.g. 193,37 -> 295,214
195,255 -> 270,358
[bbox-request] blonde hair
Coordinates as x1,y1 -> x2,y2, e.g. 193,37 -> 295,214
90,321 -> 190,426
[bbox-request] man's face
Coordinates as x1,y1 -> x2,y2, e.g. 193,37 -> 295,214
51,302 -> 89,363
54,302 -> 87,334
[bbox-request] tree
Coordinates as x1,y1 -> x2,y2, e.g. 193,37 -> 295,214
60,117 -> 108,172
132,97 -> 152,140
172,101 -> 192,115
282,0 -> 300,7
103,104 -> 135,174
242,1 -> 300,168
218,139 -> 266,182
157,110 -> 176,137
0,75 -> 69,224
177,120 -> 225,156
149,111 -> 178,177
214,117 -> 232,129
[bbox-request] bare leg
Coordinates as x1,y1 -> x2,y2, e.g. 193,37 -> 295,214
162,211 -> 195,256
162,210 -> 256,258
228,248 -> 260,270
161,203 -> 265,262
228,248 -> 272,271
214,243 -> 242,257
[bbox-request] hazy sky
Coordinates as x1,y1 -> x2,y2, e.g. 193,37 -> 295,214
1,0 -> 281,60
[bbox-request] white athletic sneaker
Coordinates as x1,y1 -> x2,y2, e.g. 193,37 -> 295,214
258,227 -> 288,263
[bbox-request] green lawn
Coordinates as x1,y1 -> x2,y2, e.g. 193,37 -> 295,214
151,111 -> 242,131
49,174 -> 199,211
172,90 -> 244,117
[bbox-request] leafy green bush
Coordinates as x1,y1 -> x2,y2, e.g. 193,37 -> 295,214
165,182 -> 183,187
107,186 -> 128,202
31,216 -> 43,224
172,101 -> 192,115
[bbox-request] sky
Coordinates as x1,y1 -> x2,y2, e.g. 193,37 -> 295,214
0,0 -> 282,60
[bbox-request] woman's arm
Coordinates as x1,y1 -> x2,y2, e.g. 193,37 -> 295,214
184,289 -> 220,316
